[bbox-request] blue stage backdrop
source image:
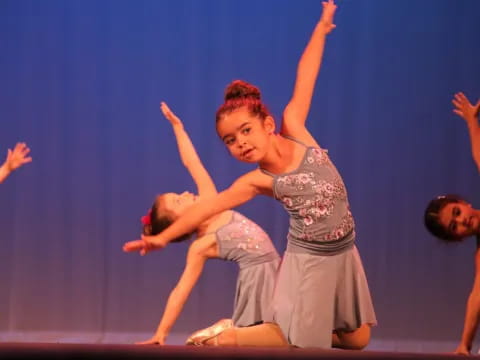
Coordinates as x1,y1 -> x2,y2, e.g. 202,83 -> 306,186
0,0 -> 479,352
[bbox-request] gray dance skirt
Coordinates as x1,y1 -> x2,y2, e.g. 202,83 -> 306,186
270,245 -> 377,348
232,258 -> 281,327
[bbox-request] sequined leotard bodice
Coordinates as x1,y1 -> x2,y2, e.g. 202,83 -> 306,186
261,136 -> 355,255
215,211 -> 280,268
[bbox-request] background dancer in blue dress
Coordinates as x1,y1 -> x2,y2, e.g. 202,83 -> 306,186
128,102 -> 280,345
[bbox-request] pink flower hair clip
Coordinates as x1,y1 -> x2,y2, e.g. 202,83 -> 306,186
141,209 -> 152,226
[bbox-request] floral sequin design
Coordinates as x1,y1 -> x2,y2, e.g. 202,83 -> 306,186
277,172 -> 315,198
327,211 -> 355,240
278,175 -> 347,224
274,147 -> 354,243
301,211 -> 355,242
306,148 -> 330,166
221,216 -> 271,253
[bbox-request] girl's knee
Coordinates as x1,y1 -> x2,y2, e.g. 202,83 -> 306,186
334,323 -> 371,350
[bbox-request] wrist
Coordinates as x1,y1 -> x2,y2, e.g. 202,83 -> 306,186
317,21 -> 330,32
151,235 -> 168,249
172,123 -> 185,132
466,116 -> 479,127
0,163 -> 11,175
316,20 -> 335,36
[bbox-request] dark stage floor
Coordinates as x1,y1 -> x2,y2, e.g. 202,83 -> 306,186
0,343 -> 477,360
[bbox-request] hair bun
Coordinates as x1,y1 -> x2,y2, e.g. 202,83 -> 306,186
224,80 -> 261,101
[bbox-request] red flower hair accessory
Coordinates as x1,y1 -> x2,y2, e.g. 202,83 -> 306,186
141,209 -> 152,226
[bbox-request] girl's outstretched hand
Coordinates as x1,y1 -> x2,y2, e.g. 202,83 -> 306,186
319,0 -> 337,34
123,239 -> 147,253
452,92 -> 480,123
123,234 -> 167,255
136,332 -> 167,346
160,101 -> 183,127
5,142 -> 32,171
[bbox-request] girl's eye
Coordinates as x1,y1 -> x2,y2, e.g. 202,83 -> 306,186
453,207 -> 461,217
449,222 -> 457,233
242,127 -> 251,134
225,138 -> 234,146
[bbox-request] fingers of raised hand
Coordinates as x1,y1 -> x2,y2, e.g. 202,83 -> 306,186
452,98 -> 462,109
453,109 -> 463,117
322,0 -> 337,13
453,92 -> 467,104
160,103 -> 180,124
160,102 -> 169,116
11,143 -> 31,160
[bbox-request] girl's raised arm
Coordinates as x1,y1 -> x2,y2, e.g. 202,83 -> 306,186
452,92 -> 480,173
161,102 -> 217,197
281,0 -> 337,139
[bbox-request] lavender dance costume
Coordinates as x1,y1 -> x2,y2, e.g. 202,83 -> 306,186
261,135 -> 377,348
214,210 -> 280,327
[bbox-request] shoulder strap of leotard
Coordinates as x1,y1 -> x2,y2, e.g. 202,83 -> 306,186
281,134 -> 309,147
259,135 -> 308,177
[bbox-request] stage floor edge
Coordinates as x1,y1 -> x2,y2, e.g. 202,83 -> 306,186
0,342 -> 477,360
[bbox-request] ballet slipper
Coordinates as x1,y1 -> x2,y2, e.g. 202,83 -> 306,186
185,318 -> 233,346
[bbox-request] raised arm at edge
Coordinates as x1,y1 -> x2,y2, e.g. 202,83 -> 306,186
466,117 -> 480,173
0,161 -> 11,184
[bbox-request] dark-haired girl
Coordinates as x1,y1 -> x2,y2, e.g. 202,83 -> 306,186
125,0 -> 376,349
131,102 -> 280,345
424,92 -> 480,355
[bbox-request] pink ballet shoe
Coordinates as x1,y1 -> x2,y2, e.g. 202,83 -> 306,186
185,318 -> 233,346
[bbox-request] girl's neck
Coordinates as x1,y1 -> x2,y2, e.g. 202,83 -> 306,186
259,134 -> 299,174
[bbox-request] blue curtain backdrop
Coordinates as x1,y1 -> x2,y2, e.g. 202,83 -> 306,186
1,0 -> 479,352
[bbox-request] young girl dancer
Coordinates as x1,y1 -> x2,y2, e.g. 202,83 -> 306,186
124,0 -> 376,349
0,142 -> 32,184
131,102 -> 280,345
424,92 -> 480,355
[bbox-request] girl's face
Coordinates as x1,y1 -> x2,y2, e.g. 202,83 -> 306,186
438,201 -> 480,239
156,191 -> 197,219
216,107 -> 274,163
